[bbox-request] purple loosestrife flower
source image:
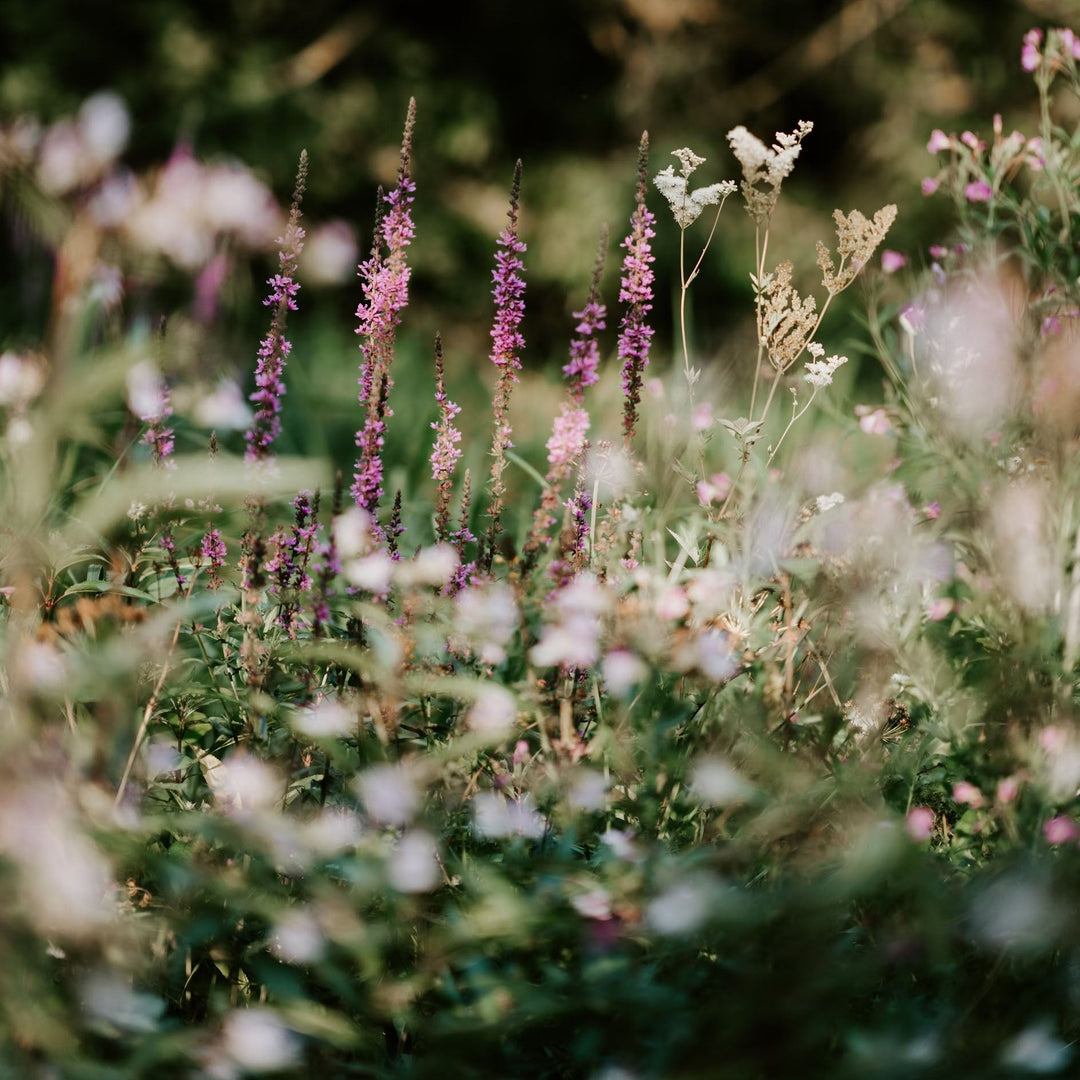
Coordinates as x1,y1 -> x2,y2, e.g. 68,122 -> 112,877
199,527 -> 227,589
351,99 -> 417,519
482,160 -> 526,572
245,151 -> 308,464
267,490 -> 319,636
523,234 -> 606,572
447,468 -> 478,595
618,133 -> 656,448
562,229 -> 608,404
430,334 -> 463,542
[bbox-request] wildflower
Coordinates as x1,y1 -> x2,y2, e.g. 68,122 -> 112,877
803,353 -> 848,388
727,120 -> 813,225
652,147 -> 736,229
921,177 -> 939,196
525,237 -> 606,568
430,334 -> 463,542
926,129 -> 952,153
881,249 -> 907,273
997,777 -> 1019,803
953,781 -> 983,808
352,99 -> 417,517
964,180 -> 992,202
563,230 -> 608,400
356,764 -> 418,825
904,807 -> 935,842
924,501 -> 941,519
1044,815 -> 1078,845
817,204 -> 898,295
759,261 -> 818,372
1021,27 -> 1043,72
245,151 -> 307,464
856,405 -> 891,435
618,132 -> 656,447
482,160 -> 527,570
602,649 -> 647,697
199,528 -> 227,587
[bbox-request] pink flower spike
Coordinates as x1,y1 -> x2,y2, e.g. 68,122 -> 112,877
1044,815 -> 1078,845
512,739 -> 530,765
964,180 -> 992,202
953,781 -> 983,808
929,244 -> 948,259
921,177 -> 939,196
996,777 -> 1019,804
881,249 -> 906,274
905,806 -> 934,842
926,129 -> 951,153
924,501 -> 941,520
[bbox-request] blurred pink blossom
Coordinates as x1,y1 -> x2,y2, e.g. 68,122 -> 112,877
997,777 -> 1020,804
881,249 -> 907,274
1021,28 -> 1043,72
953,781 -> 983,807
905,806 -> 934,842
921,177 -> 939,196
964,180 -> 992,202
1044,815 -> 1077,845
924,501 -> 941,520
926,129 -> 951,153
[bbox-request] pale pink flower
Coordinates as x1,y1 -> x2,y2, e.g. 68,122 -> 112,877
905,806 -> 935,842
921,177 -> 939,196
924,501 -> 941,520
927,597 -> 955,621
997,777 -> 1020,804
1021,28 -> 1043,72
1044,815 -> 1078,845
691,402 -> 713,431
857,406 -> 892,436
1039,726 -> 1066,754
926,129 -> 951,153
953,781 -> 984,808
881,249 -> 906,274
929,244 -> 948,259
964,180 -> 992,202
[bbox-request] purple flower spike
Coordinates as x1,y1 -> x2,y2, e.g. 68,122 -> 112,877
563,227 -> 608,404
482,160 -> 527,572
618,132 -> 656,448
351,99 -> 417,519
430,333 -> 464,542
245,150 -> 308,464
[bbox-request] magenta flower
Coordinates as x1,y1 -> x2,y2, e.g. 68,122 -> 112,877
1044,815 -> 1078,845
618,132 -> 656,448
482,160 -> 527,571
199,528 -> 227,589
546,404 -> 590,470
921,177 -> 939,196
881,249 -> 906,274
926,129 -> 951,153
352,99 -> 417,518
265,490 -> 319,636
562,230 -> 607,403
964,180 -> 992,202
1021,27 -> 1043,72
140,382 -> 176,469
924,501 -> 941,520
246,151 -> 307,464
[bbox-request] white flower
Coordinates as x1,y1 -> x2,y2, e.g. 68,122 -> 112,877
472,792 -> 545,839
387,830 -> 441,893
356,764 -> 418,825
804,353 -> 848,388
654,164 -> 737,229
466,685 -> 517,735
671,147 -> 706,176
815,492 -> 845,514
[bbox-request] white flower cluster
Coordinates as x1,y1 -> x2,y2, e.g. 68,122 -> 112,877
653,147 -> 737,229
803,342 -> 848,387
727,121 -> 814,188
